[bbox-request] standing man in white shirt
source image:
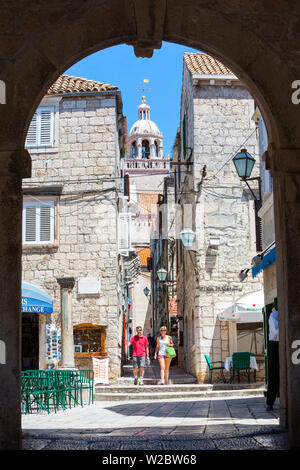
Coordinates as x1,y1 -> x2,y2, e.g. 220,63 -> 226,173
266,304 -> 279,411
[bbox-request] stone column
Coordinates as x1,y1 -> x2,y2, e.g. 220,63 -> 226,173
57,278 -> 76,369
0,149 -> 31,450
149,139 -> 155,159
137,139 -> 142,159
270,147 -> 300,449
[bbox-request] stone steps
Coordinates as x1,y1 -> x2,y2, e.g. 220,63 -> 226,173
116,377 -> 197,385
94,383 -> 266,401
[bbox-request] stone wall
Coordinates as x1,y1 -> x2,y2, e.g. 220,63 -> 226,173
178,64 -> 263,382
22,94 -> 123,381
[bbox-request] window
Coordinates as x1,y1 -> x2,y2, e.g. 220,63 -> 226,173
142,140 -> 150,159
22,200 -> 55,245
118,212 -> 131,256
73,324 -> 106,356
132,141 -> 137,158
25,107 -> 54,148
259,117 -> 273,196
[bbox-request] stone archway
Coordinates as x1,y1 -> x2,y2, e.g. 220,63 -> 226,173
0,0 -> 300,449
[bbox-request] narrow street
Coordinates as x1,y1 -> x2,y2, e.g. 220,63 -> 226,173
22,394 -> 286,450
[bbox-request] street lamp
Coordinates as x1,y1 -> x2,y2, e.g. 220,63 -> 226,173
232,148 -> 256,179
143,286 -> 150,296
232,148 -> 261,201
180,228 -> 196,248
157,268 -> 168,282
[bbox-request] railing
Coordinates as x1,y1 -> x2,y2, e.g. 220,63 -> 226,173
124,159 -> 170,171
21,369 -> 94,414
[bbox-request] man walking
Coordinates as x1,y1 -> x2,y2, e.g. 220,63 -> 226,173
266,305 -> 279,411
128,326 -> 149,385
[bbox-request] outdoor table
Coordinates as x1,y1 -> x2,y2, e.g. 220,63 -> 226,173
224,355 -> 258,372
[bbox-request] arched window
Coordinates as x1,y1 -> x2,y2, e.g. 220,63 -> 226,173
154,141 -> 159,157
132,141 -> 137,158
142,140 -> 150,159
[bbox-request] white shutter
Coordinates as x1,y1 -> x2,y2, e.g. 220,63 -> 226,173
23,201 -> 54,244
118,212 -> 131,256
25,107 -> 54,148
39,109 -> 53,146
25,113 -> 38,147
40,205 -> 52,242
24,206 -> 37,243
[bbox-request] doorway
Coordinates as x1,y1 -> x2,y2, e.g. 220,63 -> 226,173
22,312 -> 39,370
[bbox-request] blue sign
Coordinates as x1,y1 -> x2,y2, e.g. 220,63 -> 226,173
22,282 -> 53,314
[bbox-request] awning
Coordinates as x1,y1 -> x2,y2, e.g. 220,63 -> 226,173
252,247 -> 276,278
22,282 -> 53,313
219,289 -> 264,323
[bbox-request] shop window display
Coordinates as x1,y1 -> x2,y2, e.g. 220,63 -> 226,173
73,324 -> 106,356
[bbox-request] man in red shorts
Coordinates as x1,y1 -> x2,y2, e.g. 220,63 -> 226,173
128,326 -> 149,385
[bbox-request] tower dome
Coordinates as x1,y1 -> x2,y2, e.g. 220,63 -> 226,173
128,96 -> 163,159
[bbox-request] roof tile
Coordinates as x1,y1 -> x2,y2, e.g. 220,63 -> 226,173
47,74 -> 119,95
184,53 -> 234,76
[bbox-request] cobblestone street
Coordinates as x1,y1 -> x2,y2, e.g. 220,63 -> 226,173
22,395 -> 288,450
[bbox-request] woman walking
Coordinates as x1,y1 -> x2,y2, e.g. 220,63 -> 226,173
154,326 -> 174,385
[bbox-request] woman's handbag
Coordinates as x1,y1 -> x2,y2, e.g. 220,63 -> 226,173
165,346 -> 176,358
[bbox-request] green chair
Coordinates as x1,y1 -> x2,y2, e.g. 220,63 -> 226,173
204,354 -> 225,383
77,369 -> 94,406
231,352 -> 256,383
21,370 -> 52,414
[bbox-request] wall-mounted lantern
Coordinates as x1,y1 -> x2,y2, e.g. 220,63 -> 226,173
143,286 -> 150,297
157,268 -> 168,282
232,148 -> 261,201
180,228 -> 195,248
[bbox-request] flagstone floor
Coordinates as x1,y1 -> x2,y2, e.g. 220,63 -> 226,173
22,395 -> 288,450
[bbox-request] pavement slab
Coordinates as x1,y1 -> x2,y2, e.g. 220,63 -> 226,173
253,433 -> 289,450
89,441 -> 123,450
22,395 -> 288,450
212,436 -> 264,450
42,439 -> 90,450
162,439 -> 217,450
22,438 -> 52,450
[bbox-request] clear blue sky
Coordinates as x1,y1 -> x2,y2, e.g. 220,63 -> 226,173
67,42 -> 199,157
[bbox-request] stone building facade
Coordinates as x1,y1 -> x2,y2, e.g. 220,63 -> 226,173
250,107 -> 277,384
151,177 -> 177,337
22,75 -> 126,381
123,94 -> 170,339
251,107 -> 277,308
171,53 -> 263,382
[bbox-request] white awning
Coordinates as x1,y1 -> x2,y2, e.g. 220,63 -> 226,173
219,290 -> 264,323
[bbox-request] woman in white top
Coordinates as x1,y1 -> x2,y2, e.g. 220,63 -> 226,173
154,326 -> 174,385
